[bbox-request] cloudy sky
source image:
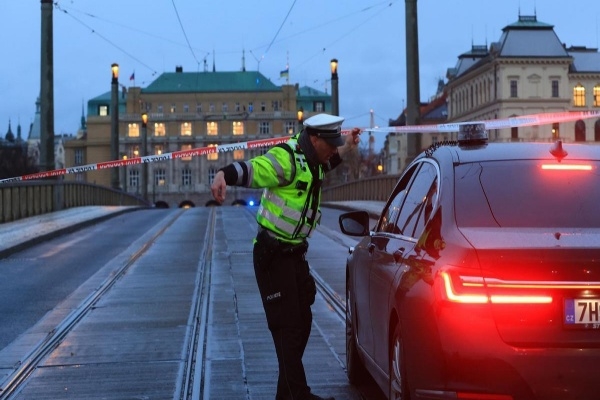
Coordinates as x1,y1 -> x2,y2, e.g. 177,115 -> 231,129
2,0 -> 599,149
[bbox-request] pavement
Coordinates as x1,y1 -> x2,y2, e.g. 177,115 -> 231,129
0,201 -> 385,258
0,201 -> 388,398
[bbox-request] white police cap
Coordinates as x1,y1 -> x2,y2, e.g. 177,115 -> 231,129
303,113 -> 345,147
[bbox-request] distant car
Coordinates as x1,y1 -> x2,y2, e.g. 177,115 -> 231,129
339,124 -> 600,400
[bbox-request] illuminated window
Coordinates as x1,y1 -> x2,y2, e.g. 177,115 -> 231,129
207,144 -> 219,160
594,85 -> 600,107
285,121 -> 296,134
207,122 -> 218,135
128,123 -> 140,137
182,168 -> 192,186
234,149 -> 245,160
232,121 -> 244,135
98,105 -> 108,116
154,145 -> 164,155
259,121 -> 271,135
552,123 -> 560,139
180,144 -> 192,161
170,104 -> 176,113
573,84 -> 586,107
126,145 -> 140,159
154,168 -> 166,186
154,123 -> 166,136
180,122 -> 192,136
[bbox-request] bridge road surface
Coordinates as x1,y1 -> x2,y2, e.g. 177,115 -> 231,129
0,204 -> 385,399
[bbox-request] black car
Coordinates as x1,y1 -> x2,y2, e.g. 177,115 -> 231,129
339,124 -> 600,400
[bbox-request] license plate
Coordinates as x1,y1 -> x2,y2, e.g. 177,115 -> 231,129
564,299 -> 600,329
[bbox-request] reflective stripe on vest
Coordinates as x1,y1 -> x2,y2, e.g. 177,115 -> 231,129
257,204 -> 314,237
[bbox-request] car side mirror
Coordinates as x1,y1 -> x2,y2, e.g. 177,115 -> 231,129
339,211 -> 370,236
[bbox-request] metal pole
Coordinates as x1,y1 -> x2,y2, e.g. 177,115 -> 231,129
110,63 -> 120,189
405,0 -> 421,162
141,114 -> 148,203
40,0 -> 55,172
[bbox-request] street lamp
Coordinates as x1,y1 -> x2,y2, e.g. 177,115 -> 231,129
297,107 -> 304,131
141,112 -> 148,203
110,63 -> 120,189
330,58 -> 339,116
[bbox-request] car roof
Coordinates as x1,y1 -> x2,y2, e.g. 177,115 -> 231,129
426,141 -> 600,164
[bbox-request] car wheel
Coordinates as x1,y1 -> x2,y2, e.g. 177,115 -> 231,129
346,276 -> 368,384
389,323 -> 409,400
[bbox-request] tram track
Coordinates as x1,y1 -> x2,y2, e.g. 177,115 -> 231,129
177,206 -> 216,400
0,210 -> 185,400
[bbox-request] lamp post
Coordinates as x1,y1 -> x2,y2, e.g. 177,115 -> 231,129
330,59 -> 339,116
110,63 -> 120,189
40,0 -> 55,173
141,113 -> 148,203
297,107 -> 304,131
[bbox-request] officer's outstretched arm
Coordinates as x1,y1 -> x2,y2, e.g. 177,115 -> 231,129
211,170 -> 227,203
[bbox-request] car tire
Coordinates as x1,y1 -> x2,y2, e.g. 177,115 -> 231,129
389,323 -> 409,400
346,277 -> 369,385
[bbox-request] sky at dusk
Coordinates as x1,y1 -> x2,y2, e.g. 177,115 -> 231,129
1,0 -> 599,150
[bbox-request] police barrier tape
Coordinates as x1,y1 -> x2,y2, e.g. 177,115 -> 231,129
1,110 -> 599,184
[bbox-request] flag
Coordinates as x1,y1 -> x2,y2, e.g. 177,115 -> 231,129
279,68 -> 289,78
129,72 -> 135,81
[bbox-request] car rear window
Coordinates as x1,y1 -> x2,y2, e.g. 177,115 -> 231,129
455,160 -> 600,228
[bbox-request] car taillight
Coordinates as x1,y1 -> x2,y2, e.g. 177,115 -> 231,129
439,271 -> 553,305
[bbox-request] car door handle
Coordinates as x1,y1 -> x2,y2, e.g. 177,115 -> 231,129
368,243 -> 376,254
393,248 -> 405,263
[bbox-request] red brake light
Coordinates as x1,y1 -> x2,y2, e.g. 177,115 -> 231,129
440,271 -> 553,305
541,164 -> 592,171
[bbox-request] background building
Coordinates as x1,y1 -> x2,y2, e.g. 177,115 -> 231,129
383,13 -> 600,174
64,66 -> 331,207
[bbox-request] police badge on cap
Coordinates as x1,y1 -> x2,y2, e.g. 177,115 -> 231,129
303,113 -> 345,147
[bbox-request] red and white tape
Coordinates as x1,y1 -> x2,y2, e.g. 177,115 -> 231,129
1,110 -> 599,184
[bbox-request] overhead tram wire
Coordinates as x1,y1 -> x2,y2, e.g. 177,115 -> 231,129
297,1 -> 393,67
170,0 -> 201,65
53,2 -> 158,76
263,0 -> 298,56
55,2 -> 191,51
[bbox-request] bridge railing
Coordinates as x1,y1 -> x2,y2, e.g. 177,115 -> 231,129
0,181 -> 149,223
321,174 -> 400,202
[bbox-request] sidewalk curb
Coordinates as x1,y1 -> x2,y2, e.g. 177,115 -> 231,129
0,207 -> 143,259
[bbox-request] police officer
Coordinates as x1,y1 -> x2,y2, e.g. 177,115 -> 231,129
211,114 -> 360,400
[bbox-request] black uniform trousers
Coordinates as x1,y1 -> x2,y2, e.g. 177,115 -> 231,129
253,230 -> 317,400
